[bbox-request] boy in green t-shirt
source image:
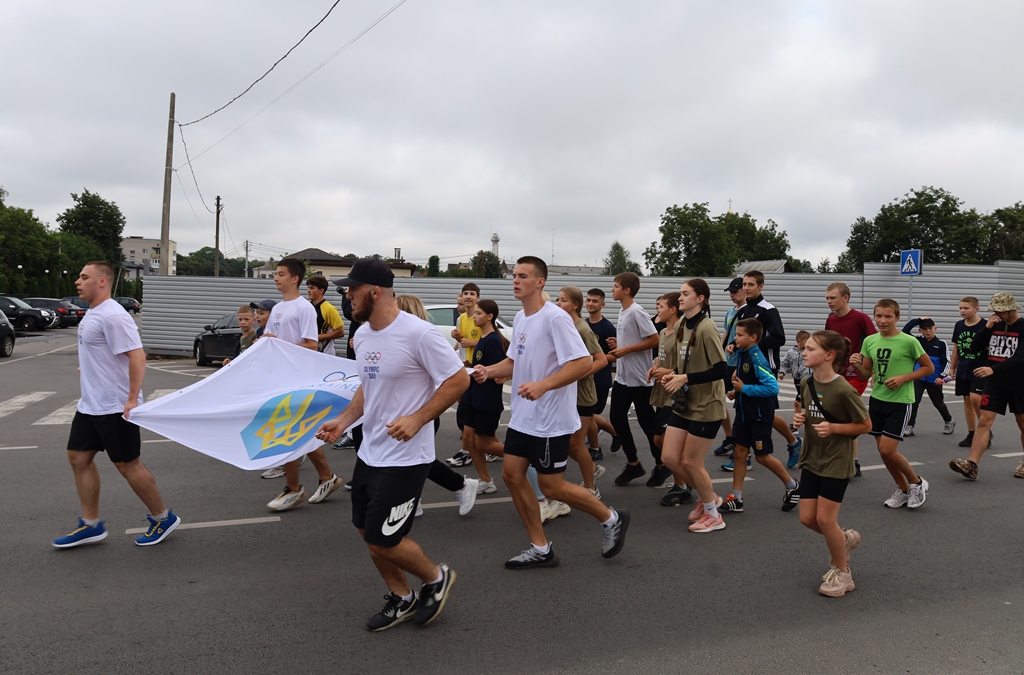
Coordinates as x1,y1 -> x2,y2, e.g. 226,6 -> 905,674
850,298 -> 934,509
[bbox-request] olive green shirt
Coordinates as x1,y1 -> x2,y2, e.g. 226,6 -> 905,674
650,324 -> 678,408
797,375 -> 869,479
674,317 -> 726,423
574,317 -> 600,408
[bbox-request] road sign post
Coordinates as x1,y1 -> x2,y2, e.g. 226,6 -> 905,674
900,249 -> 923,317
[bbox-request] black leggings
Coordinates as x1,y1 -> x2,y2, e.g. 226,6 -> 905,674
428,416 -> 465,492
610,382 -> 660,464
910,380 -> 952,425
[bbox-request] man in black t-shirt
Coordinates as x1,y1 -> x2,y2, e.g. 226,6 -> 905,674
949,296 -> 987,448
585,288 -> 617,459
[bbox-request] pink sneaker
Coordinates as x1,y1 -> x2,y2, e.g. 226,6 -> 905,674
688,511 -> 726,533
687,494 -> 723,522
844,528 -> 861,564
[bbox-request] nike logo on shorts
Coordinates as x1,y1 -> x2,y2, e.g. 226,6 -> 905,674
381,498 -> 417,537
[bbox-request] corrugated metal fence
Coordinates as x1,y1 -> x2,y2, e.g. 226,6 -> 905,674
141,261 -> 1024,356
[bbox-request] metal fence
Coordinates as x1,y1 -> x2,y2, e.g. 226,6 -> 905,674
140,260 -> 1024,356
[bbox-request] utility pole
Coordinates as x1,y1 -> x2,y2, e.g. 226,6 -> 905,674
244,239 -> 250,278
159,92 -> 175,275
214,195 -> 222,277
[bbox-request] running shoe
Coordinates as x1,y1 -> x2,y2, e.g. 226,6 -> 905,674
366,592 -> 418,632
333,433 -> 355,449
540,500 -> 571,522
883,488 -> 908,509
720,494 -> 744,513
593,464 -> 607,481
307,474 -> 342,503
844,529 -> 861,564
688,511 -> 726,533
949,458 -> 978,480
646,464 -> 672,488
659,484 -> 693,507
457,477 -> 479,516
601,508 -> 630,558
134,511 -> 181,546
943,420 -> 956,435
267,486 -> 308,511
589,447 -> 604,461
687,494 -> 723,522
588,486 -> 602,500
505,544 -> 560,569
781,481 -> 801,512
720,456 -> 752,472
613,463 -> 646,486
1015,461 -> 1024,479
485,454 -> 501,463
414,563 -> 457,626
713,438 -> 735,456
786,437 -> 802,469
446,450 -> 472,467
907,477 -> 928,509
344,479 -> 353,491
958,431 -> 974,448
260,466 -> 285,479
904,425 -> 915,437
52,518 -> 108,549
818,566 -> 855,597
610,436 -> 622,453
989,431 -> 994,448
415,504 -> 424,517
854,461 -> 862,478
477,479 -> 497,494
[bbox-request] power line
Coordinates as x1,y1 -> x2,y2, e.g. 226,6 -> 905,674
180,0 -> 343,127
172,170 -> 213,237
177,125 -> 215,213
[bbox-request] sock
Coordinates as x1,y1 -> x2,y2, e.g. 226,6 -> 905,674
732,489 -> 743,501
153,510 -> 169,520
602,510 -> 618,527
725,436 -> 734,444
704,501 -> 720,518
532,541 -> 551,554
784,479 -> 797,491
83,517 -> 100,527
400,591 -> 414,603
430,568 -> 443,585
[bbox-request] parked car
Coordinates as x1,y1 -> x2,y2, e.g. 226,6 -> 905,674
61,296 -> 89,311
0,295 -> 56,332
0,310 -> 15,357
23,297 -> 84,328
194,313 -> 243,366
116,296 -> 142,313
423,304 -> 514,348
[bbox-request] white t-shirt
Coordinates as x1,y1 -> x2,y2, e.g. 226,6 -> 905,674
615,303 -> 657,387
507,302 -> 589,437
355,310 -> 464,467
77,298 -> 144,415
267,297 -> 317,345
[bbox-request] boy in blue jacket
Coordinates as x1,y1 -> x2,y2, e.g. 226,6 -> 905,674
902,317 -> 955,436
721,319 -> 801,513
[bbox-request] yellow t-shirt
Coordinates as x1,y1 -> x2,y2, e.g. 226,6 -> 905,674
457,312 -> 482,363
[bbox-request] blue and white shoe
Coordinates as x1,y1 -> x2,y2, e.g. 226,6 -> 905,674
720,456 -> 752,472
53,518 -> 108,548
787,437 -> 803,469
135,510 -> 181,546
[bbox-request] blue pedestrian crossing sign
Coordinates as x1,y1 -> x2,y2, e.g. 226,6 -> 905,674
900,249 -> 922,276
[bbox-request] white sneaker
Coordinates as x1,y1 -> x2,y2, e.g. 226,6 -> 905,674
486,454 -> 501,463
883,488 -> 908,509
415,504 -> 424,517
589,486 -> 602,500
457,477 -> 479,516
907,477 -> 928,509
307,474 -> 342,503
260,466 -> 285,479
540,500 -> 571,522
477,479 -> 497,494
593,464 -> 606,481
267,487 -> 308,511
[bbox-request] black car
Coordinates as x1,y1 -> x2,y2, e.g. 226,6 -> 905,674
24,297 -> 84,328
0,310 -> 15,357
61,296 -> 89,311
0,295 -> 56,332
194,313 -> 243,366
116,297 -> 142,313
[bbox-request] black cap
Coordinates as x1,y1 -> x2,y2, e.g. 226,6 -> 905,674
334,258 -> 394,288
918,318 -> 936,328
725,278 -> 743,293
250,299 -> 278,311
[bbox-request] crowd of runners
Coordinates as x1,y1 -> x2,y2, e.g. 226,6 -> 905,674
49,256 -> 1024,630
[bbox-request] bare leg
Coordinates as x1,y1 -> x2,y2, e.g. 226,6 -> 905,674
570,417 -> 596,489
679,433 -> 716,504
464,425 -> 489,482
721,410 -> 733,438
587,417 -> 600,450
503,455 -> 546,546
283,458 -> 302,493
114,458 -> 167,515
962,395 -> 977,432
755,453 -> 794,483
773,416 -> 796,445
732,445 -> 749,493
362,531 -> 439,595
875,436 -> 918,491
306,446 -> 334,481
68,450 -> 101,520
800,497 -> 848,572
967,411 -> 997,463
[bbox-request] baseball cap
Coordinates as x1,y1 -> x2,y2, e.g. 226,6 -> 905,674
725,278 -> 743,293
250,299 -> 278,311
334,257 -> 394,288
917,318 -> 936,328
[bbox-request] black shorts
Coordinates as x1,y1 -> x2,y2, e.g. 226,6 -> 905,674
798,469 -> 850,503
503,428 -> 570,474
655,406 -> 673,432
970,376 -> 988,396
955,377 -> 973,397
591,385 -> 610,416
350,458 -> 431,548
576,403 -> 598,418
455,398 -> 467,431
723,365 -> 737,393
980,383 -> 1024,416
733,419 -> 774,455
666,413 -> 722,440
868,398 -> 911,441
67,411 -> 141,463
463,404 -> 501,437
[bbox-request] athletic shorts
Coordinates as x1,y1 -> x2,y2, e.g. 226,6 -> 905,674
733,419 -> 774,455
503,428 -> 570,475
655,406 -> 673,432
798,469 -> 850,503
980,383 -> 1024,416
843,374 -> 868,395
954,377 -> 973,397
576,403 -> 599,418
455,398 -> 467,431
67,411 -> 141,463
350,458 -> 431,548
463,404 -> 501,437
723,366 -> 737,393
970,376 -> 988,396
666,413 -> 722,440
868,398 -> 911,441
591,385 -> 610,416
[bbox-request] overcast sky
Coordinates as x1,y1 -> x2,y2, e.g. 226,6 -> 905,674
3,1 -> 1022,271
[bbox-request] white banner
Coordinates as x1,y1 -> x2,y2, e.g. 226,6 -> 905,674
130,337 -> 361,470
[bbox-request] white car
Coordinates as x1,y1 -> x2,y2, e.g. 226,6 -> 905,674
424,304 -> 513,349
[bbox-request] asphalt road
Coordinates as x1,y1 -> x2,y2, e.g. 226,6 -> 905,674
2,326 -> 1023,674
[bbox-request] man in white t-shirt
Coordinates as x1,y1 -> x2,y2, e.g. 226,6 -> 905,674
52,261 -> 181,549
263,258 -> 343,511
316,257 -> 469,631
472,256 -> 630,570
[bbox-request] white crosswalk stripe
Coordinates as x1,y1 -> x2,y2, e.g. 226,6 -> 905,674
0,392 -> 56,419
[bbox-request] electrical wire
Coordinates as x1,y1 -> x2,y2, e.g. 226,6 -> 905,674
172,170 -> 213,237
177,125 -> 215,213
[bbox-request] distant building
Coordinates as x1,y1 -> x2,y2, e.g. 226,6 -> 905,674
252,247 -> 417,280
734,259 -> 795,275
121,236 -> 177,275
547,264 -> 604,276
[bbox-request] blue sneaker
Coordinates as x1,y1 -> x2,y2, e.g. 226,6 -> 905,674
721,456 -> 752,472
787,438 -> 802,469
135,510 -> 181,546
53,518 -> 108,548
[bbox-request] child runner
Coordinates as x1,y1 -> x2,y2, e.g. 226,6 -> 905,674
713,278 -> 745,458
902,317 -> 954,436
585,288 -> 617,459
793,330 -> 871,598
221,305 -> 257,366
251,298 -> 277,338
446,284 -> 482,467
660,279 -> 729,533
849,298 -> 933,509
949,296 -> 989,449
720,318 -> 800,514
462,299 -> 509,494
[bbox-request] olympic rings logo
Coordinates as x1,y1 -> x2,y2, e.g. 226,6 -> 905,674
364,352 -> 382,364
323,371 -> 359,382
517,332 -> 527,343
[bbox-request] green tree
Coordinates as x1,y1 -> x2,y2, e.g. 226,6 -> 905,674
427,255 -> 440,277
602,240 -> 643,276
176,247 -> 260,277
816,257 -> 835,274
471,250 -> 503,278
56,189 -> 127,267
644,203 -> 736,277
719,211 -> 793,262
980,202 -> 1024,262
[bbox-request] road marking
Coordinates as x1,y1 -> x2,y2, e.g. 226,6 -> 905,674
124,516 -> 281,535
421,496 -> 513,510
147,389 -> 177,401
143,439 -> 174,444
0,342 -> 77,366
0,392 -> 56,419
992,452 -> 1024,458
33,400 -> 78,425
859,461 -> 923,471
0,445 -> 39,450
